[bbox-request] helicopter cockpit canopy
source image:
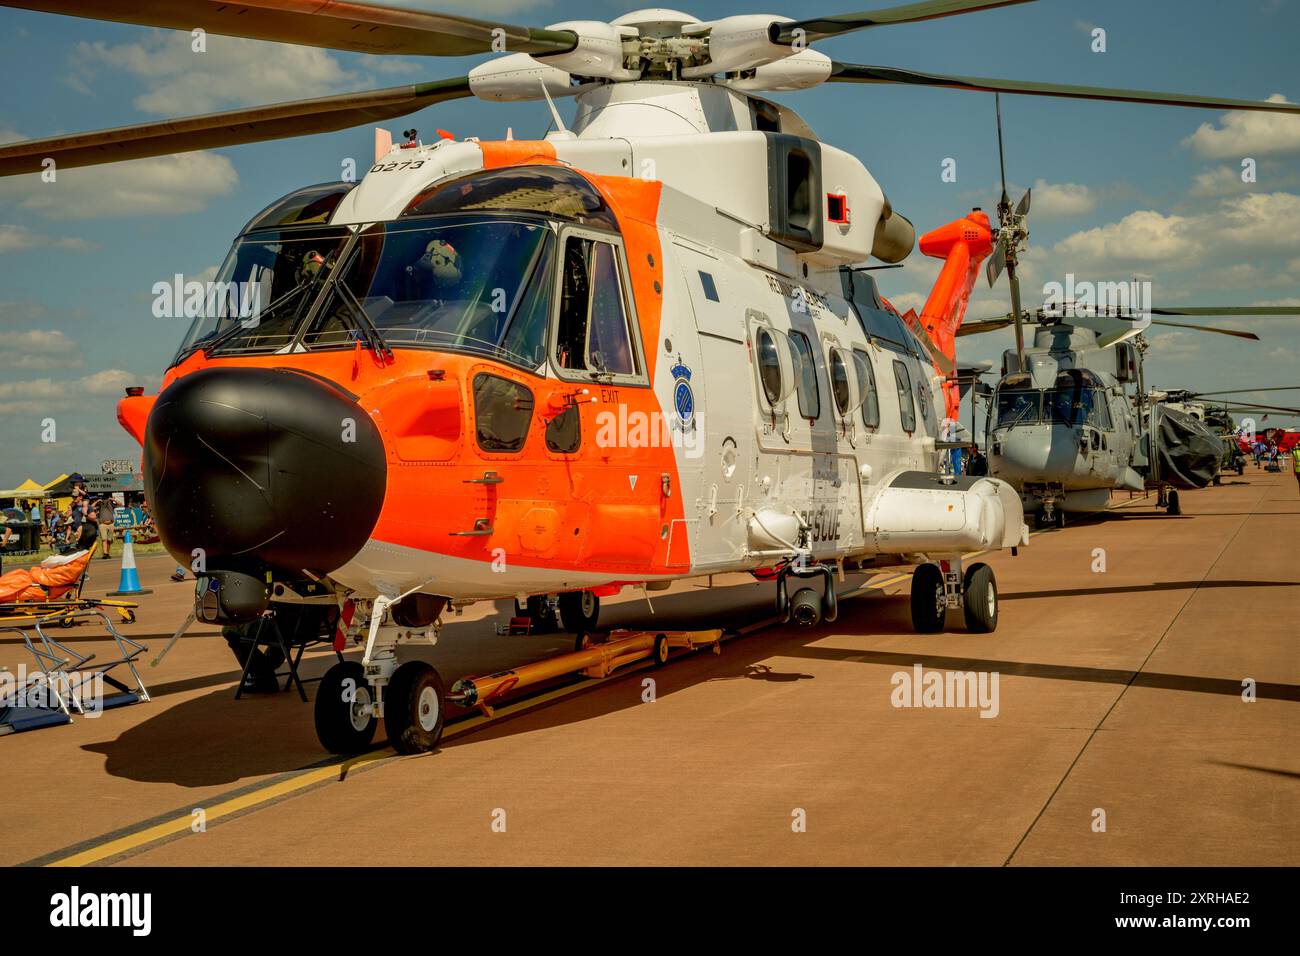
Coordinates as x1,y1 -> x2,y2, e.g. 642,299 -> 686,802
170,166 -> 640,379
994,369 -> 1113,429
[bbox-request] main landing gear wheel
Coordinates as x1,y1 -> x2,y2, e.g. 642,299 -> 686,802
315,660 -> 376,755
1055,509 -> 1066,529
1168,489 -> 1182,516
385,661 -> 446,755
910,564 -> 946,634
559,590 -> 600,632
963,563 -> 998,633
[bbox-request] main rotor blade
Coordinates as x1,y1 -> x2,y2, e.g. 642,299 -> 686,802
1151,306 -> 1300,316
827,62 -> 1300,114
0,77 -> 472,177
1150,318 -> 1260,340
772,0 -> 1034,45
956,315 -> 1016,337
0,1 -> 576,57
1193,387 -> 1300,397
1221,402 -> 1300,416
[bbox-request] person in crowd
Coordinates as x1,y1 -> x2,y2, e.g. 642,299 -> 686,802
72,508 -> 99,553
1292,443 -> 1300,495
967,443 -> 989,477
94,495 -> 117,559
67,497 -> 84,548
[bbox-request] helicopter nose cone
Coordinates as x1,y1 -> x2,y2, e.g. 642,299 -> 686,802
991,424 -> 1083,483
143,366 -> 387,576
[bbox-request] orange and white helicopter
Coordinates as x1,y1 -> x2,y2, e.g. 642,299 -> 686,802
2,0 -> 1295,755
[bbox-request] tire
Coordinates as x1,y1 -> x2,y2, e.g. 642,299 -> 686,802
224,622 -> 285,693
910,564 -> 946,634
1212,475 -> 1221,486
1237,462 -> 1245,476
314,661 -> 376,754
1055,509 -> 1067,529
651,633 -> 670,667
385,661 -> 446,755
1168,489 -> 1181,516
962,563 -> 998,633
558,590 -> 600,632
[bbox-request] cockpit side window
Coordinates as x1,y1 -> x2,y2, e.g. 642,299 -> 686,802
553,232 -> 643,383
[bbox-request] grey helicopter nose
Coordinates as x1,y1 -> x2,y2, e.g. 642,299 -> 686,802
991,425 -> 1083,482
143,366 -> 387,580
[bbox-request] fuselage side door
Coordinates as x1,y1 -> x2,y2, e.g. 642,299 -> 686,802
671,238 -> 752,569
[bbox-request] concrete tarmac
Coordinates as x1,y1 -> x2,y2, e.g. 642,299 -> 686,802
2,470 -> 1296,866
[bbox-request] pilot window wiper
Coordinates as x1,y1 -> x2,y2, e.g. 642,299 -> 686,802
334,280 -> 393,361
202,278 -> 315,356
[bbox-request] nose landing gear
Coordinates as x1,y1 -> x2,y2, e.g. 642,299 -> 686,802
909,558 -> 998,634
314,592 -> 448,756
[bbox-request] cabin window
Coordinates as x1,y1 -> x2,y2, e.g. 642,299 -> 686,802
473,373 -> 534,453
853,348 -> 880,429
829,349 -> 852,416
756,327 -> 783,407
893,360 -> 916,433
787,330 -> 820,420
555,235 -> 639,380
545,404 -> 581,454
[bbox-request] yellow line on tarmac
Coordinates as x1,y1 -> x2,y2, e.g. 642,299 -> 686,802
47,749 -> 393,867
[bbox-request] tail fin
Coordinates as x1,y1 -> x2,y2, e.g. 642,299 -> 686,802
899,209 -> 994,420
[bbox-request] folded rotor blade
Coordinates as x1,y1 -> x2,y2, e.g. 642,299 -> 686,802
956,315 -> 1016,337
827,62 -> 1300,114
1150,318 -> 1260,341
0,77 -> 472,176
984,235 -> 1007,286
772,0 -> 1035,45
1015,188 -> 1031,216
0,0 -> 576,57
1192,387 -> 1300,397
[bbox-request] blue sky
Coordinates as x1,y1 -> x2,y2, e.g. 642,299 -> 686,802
1,0 -> 1298,487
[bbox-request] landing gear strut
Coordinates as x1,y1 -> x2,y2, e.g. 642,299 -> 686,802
909,558 -> 998,634
314,593 -> 447,755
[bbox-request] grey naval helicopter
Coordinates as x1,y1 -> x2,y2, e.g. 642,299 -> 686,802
960,293 -> 1300,524
957,100 -> 1300,524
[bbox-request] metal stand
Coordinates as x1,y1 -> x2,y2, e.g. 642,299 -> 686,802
232,612 -> 308,702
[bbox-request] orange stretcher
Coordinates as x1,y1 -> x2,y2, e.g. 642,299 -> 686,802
0,541 -> 138,628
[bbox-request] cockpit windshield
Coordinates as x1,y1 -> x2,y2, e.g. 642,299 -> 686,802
301,216 -> 554,369
172,226 -> 350,363
994,371 -> 1112,428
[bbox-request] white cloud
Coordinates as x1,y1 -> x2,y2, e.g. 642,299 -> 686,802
0,223 -> 96,253
1049,191 -> 1300,273
0,369 -> 155,415
1029,179 -> 1096,219
1183,94 -> 1300,159
0,152 -> 238,220
73,33 -> 365,116
0,330 -> 84,371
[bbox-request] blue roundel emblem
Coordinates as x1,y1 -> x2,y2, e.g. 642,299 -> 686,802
671,362 -> 695,426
